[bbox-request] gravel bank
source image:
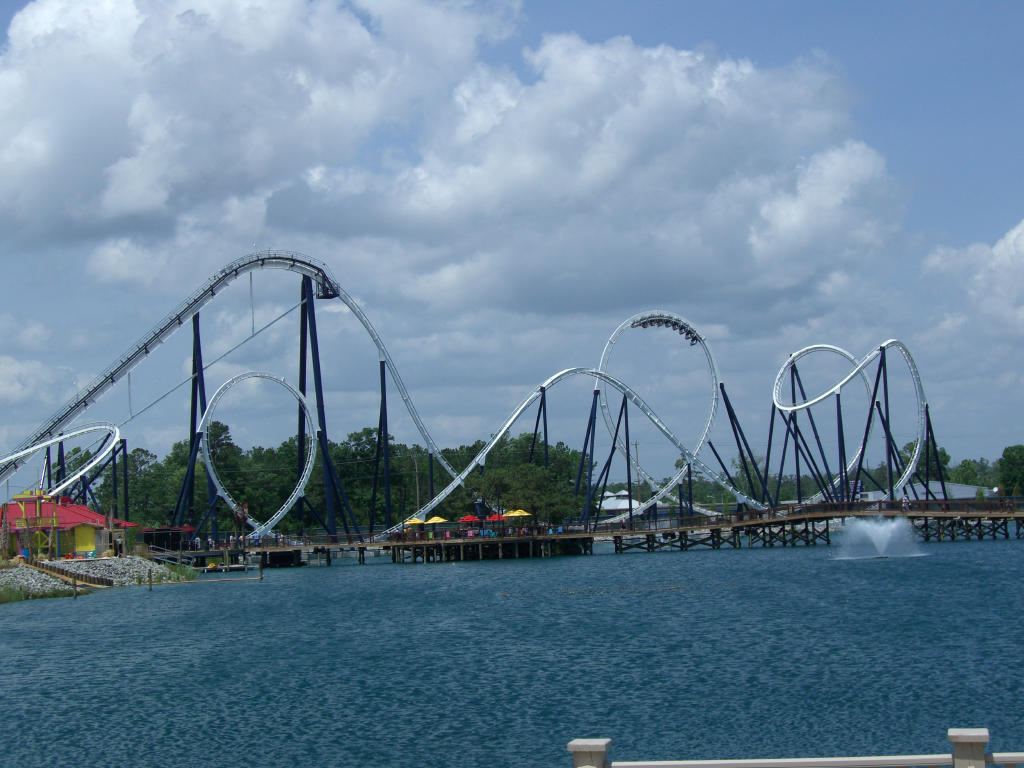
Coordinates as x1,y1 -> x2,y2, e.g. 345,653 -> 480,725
0,564 -> 73,596
39,555 -> 184,586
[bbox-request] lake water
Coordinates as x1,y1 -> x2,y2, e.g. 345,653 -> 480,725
2,534 -> 1023,768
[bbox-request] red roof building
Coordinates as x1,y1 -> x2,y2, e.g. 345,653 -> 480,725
1,492 -> 136,559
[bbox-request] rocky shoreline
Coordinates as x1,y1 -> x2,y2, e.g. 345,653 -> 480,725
1,555 -> 186,598
40,555 -> 183,586
0,563 -> 73,596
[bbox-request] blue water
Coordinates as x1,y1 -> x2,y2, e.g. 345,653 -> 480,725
3,539 -> 1023,768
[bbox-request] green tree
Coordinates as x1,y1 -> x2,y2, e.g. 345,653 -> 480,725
949,457 -> 998,488
899,440 -> 951,481
998,445 -> 1024,497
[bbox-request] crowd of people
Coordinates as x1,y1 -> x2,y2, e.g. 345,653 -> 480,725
183,532 -> 288,550
389,525 -> 566,542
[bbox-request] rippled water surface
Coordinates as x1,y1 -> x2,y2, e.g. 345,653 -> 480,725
3,539 -> 1023,767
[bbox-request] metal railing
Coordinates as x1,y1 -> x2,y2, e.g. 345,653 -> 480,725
568,729 -> 1023,768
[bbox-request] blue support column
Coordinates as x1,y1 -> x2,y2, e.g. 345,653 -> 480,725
763,405 -> 777,506
772,408 -> 791,506
792,368 -> 836,499
852,348 -> 887,497
623,394 -> 633,530
577,389 -> 600,528
528,387 -> 550,468
121,439 -> 129,522
720,383 -> 771,505
296,278 -> 308,526
836,393 -> 847,504
380,360 -> 392,529
791,367 -> 802,502
302,277 -> 337,537
925,406 -> 949,500
56,442 -> 66,486
592,394 -> 629,529
880,348 -> 894,499
171,313 -> 218,537
111,442 -> 118,521
172,434 -> 204,528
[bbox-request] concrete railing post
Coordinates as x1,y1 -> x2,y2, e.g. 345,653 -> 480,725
568,738 -> 611,768
949,728 -> 990,768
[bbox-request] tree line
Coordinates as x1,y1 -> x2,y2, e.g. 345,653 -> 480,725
83,424 -> 1024,534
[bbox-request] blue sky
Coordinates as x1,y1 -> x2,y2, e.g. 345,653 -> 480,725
504,0 -> 1024,245
0,0 -> 1021,506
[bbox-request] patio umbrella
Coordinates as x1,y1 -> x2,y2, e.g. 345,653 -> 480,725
457,514 -> 481,523
505,509 -> 532,534
485,512 -> 505,534
424,515 -> 447,539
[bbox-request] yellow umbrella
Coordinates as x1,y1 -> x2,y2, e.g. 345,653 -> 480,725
424,516 -> 448,524
505,510 -> 531,518
405,517 -> 425,525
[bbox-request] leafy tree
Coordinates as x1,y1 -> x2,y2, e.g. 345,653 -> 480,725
899,440 -> 950,481
949,457 -> 998,488
998,445 -> 1024,497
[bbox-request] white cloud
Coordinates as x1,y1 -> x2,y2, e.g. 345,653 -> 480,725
0,355 -> 67,405
1,0 -> 1016,474
0,0 -> 507,243
88,237 -> 168,285
0,313 -> 50,348
925,218 -> 1024,334
749,141 -> 894,273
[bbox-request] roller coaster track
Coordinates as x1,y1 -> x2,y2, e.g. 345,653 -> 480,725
595,311 -> 730,522
3,250 -> 924,535
772,340 -> 927,500
0,423 -> 120,499
0,251 -> 459,489
2,251 -> 764,533
386,366 -> 763,535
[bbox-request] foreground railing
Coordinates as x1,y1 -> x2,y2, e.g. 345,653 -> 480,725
568,729 -> 1024,768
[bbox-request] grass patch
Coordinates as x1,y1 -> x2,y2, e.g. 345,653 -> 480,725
164,563 -> 198,581
0,585 -> 74,604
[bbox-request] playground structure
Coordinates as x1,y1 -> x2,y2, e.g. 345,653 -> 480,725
0,251 -> 952,543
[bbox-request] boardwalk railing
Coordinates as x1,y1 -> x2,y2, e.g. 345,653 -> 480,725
568,729 -> 1024,768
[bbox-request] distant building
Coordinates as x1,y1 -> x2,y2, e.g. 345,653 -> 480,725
1,491 -> 137,559
599,489 -> 637,515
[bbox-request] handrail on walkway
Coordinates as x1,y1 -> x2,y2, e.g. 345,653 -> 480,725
568,729 -> 1024,768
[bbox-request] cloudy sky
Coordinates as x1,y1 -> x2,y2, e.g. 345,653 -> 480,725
0,0 -> 1021,498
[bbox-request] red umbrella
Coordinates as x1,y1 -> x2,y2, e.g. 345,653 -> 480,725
458,514 -> 481,523
486,513 -> 506,531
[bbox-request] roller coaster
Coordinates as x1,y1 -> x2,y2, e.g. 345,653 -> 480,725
0,251 -> 947,542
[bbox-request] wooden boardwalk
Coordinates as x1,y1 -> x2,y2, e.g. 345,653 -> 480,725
154,499 -> 1024,568
279,498 -> 1024,564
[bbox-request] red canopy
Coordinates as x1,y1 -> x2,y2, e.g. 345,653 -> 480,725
1,495 -> 138,531
485,513 -> 505,522
458,514 -> 481,523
